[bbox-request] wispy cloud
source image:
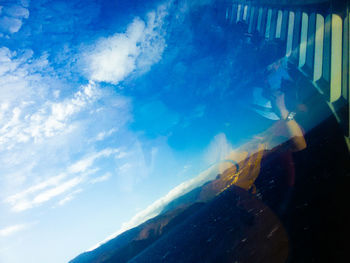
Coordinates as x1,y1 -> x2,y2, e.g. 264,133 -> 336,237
31,176 -> 83,206
57,189 -> 83,206
4,148 -> 121,212
89,173 -> 112,184
68,148 -> 119,174
0,47 -> 49,105
0,2 -> 29,35
83,4 -> 168,84
95,128 -> 118,141
6,175 -> 84,212
0,18 -> 132,216
0,81 -> 100,149
4,173 -> 68,206
0,224 -> 28,237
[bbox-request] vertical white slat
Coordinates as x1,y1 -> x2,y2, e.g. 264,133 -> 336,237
330,14 -> 343,103
265,9 -> 272,38
243,5 -> 248,21
299,12 -> 309,67
314,14 -> 324,81
276,10 -> 283,38
248,6 -> 255,33
286,11 -> 295,57
257,7 -> 263,32
237,4 -> 242,22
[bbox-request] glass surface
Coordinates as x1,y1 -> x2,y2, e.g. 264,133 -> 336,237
0,1 -> 349,263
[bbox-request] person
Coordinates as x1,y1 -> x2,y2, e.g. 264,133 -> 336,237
213,39 -> 307,215
215,88 -> 306,193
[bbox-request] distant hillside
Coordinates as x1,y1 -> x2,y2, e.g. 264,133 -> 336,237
70,184 -> 289,263
128,185 -> 289,263
69,202 -> 205,263
70,147 -> 289,263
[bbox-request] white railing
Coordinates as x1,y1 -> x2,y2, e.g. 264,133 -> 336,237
225,1 -> 350,146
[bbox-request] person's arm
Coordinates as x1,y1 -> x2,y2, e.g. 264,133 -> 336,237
271,91 -> 307,152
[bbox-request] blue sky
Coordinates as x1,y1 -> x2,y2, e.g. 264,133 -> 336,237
0,0 -> 274,262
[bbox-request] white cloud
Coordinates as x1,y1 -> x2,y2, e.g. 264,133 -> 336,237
89,173 -> 112,184
0,80 -> 100,148
0,47 -> 49,106
5,173 -> 68,206
84,4 -> 168,84
4,148 -> 121,212
7,176 -> 83,212
0,224 -> 27,237
57,195 -> 74,206
57,189 -> 83,206
115,151 -> 128,159
68,148 -> 119,174
3,5 -> 29,19
25,81 -> 99,140
32,177 -> 83,206
0,3 -> 30,35
0,16 -> 22,34
0,45 -> 131,215
87,19 -> 144,84
95,128 -> 118,141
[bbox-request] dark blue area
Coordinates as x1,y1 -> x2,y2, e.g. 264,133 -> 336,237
122,2 -> 273,150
